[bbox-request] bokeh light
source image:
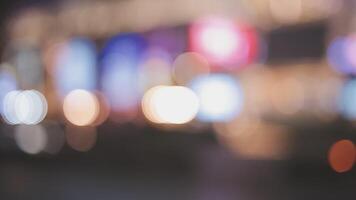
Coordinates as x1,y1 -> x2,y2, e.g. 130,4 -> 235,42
328,140 -> 355,173
339,79 -> 356,120
327,36 -> 356,75
0,68 -> 17,115
101,33 -> 146,113
15,124 -> 47,155
92,92 -> 111,126
14,90 -> 48,125
189,74 -> 244,122
2,90 -> 47,125
63,89 -> 99,126
189,16 -> 258,69
54,38 -> 97,96
142,86 -> 199,124
2,90 -> 21,124
172,52 -> 210,85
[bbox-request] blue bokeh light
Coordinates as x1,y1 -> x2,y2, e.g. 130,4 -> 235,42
54,38 -> 97,96
189,74 -> 244,122
100,33 -> 146,112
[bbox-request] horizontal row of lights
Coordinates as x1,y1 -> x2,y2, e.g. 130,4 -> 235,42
0,74 -> 244,126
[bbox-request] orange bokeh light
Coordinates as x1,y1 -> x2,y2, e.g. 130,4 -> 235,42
328,139 -> 356,173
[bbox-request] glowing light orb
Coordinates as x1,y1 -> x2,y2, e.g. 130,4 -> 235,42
189,74 -> 244,122
54,38 -> 97,96
101,33 -> 146,112
327,36 -> 356,75
2,90 -> 21,124
142,86 -> 199,124
189,17 -> 258,69
14,90 -> 48,125
15,124 -> 47,155
2,90 -> 47,125
328,140 -> 356,173
63,89 -> 99,126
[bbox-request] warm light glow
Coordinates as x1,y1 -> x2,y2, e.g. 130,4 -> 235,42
190,74 -> 244,122
63,89 -> 99,126
142,86 -> 199,124
15,124 -> 47,155
328,140 -> 355,173
138,48 -> 172,92
327,35 -> 356,75
269,77 -> 305,115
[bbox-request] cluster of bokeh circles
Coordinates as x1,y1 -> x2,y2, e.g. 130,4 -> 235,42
2,13 -> 356,174
0,16 -> 259,156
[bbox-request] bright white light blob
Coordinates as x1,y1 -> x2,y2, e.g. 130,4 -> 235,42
190,74 -> 244,122
142,86 -> 199,124
63,89 -> 99,126
54,38 -> 96,96
14,90 -> 48,125
2,90 -> 47,125
2,90 -> 21,124
15,124 -> 47,155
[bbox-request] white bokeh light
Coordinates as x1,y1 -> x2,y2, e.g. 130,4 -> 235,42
190,74 -> 244,122
142,86 -> 199,124
14,90 -> 48,125
2,90 -> 47,125
2,90 -> 21,124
